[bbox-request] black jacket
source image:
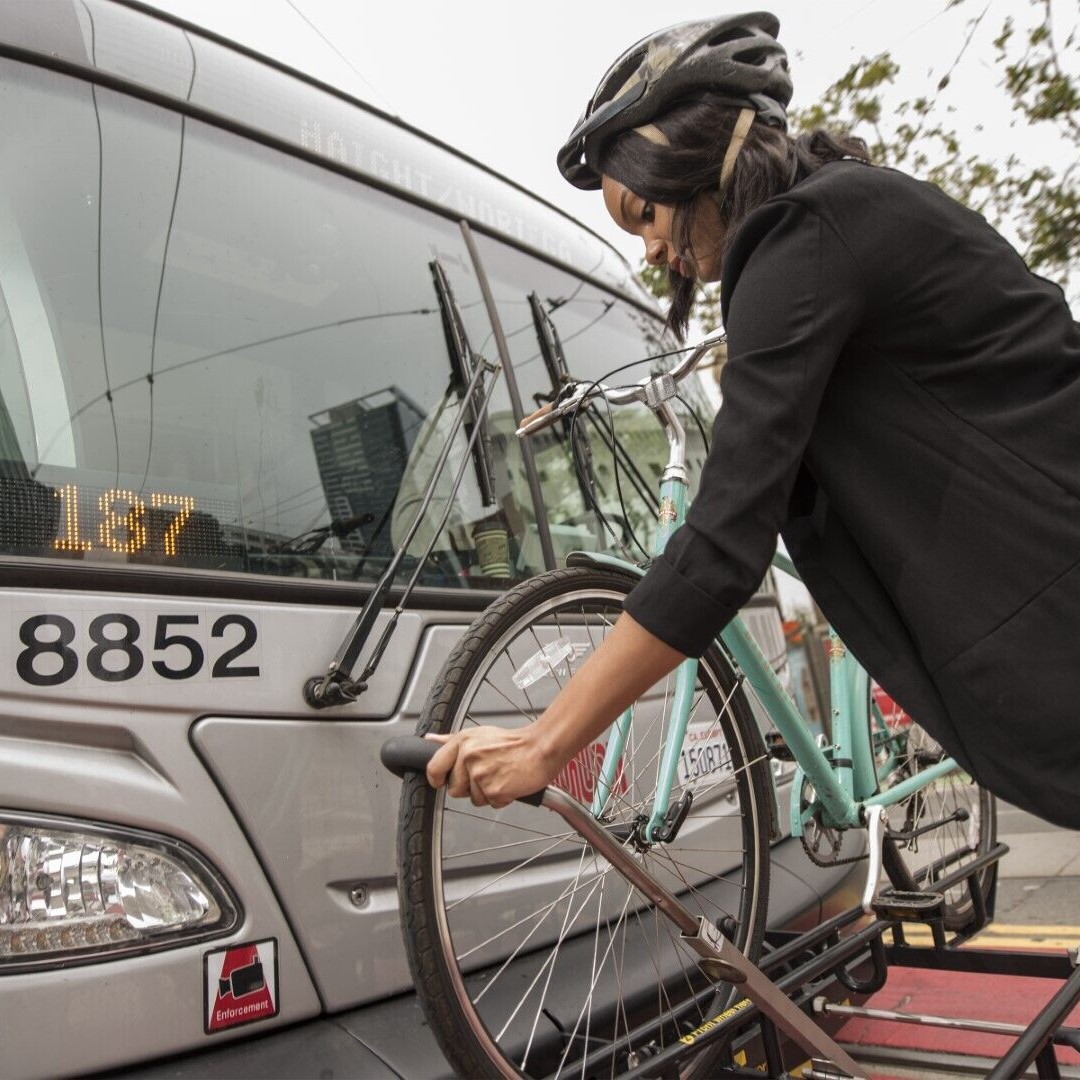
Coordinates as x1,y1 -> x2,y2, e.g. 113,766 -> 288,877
624,160 -> 1080,827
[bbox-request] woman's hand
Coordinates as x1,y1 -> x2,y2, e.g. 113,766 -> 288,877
425,726 -> 560,808
422,612 -> 686,810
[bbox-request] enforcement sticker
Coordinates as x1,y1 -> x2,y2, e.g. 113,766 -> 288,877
204,939 -> 279,1034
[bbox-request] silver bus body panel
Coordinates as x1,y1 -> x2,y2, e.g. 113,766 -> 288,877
0,610 -> 328,1078
190,616 -> 475,1012
0,591 -> 423,718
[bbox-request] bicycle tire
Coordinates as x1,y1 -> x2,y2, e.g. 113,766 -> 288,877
397,566 -> 772,1079
873,705 -> 997,930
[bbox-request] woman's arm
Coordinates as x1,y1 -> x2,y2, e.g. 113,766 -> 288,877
425,611 -> 685,807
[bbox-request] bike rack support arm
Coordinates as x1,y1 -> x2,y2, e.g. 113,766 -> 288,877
539,786 -> 866,1078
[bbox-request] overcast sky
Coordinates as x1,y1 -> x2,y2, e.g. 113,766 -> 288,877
146,1 -> 1074,267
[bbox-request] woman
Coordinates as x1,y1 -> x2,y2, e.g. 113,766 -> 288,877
428,13 -> 1080,827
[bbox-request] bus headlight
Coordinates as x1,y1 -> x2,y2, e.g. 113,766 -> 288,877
0,815 -> 238,969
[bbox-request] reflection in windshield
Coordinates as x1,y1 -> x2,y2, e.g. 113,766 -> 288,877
0,58 -> 538,587
476,234 -> 710,562
0,53 -> 688,590
27,307 -> 438,480
309,385 -> 425,567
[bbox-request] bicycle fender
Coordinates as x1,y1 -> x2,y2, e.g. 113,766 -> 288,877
565,550 -> 645,576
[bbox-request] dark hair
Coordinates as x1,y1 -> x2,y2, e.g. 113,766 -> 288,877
598,94 -> 870,338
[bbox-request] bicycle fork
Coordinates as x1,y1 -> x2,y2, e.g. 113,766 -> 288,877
542,785 -> 866,1079
591,403 -> 702,840
589,656 -> 699,843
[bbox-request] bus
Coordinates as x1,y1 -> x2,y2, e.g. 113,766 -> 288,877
0,2 -> 856,1074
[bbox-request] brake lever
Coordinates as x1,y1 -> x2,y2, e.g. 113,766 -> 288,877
516,381 -> 586,437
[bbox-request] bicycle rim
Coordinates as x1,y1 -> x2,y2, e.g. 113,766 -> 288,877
404,569 -> 770,1079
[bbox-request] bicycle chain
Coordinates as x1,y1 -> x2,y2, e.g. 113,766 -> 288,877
799,828 -> 869,868
797,772 -> 870,867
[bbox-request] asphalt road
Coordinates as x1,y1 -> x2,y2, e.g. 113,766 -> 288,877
993,800 -> 1080,932
888,800 -> 1080,951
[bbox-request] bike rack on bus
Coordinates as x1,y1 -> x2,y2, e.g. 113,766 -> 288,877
382,735 -> 1080,1079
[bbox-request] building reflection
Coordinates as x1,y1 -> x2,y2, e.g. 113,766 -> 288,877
308,387 -> 425,561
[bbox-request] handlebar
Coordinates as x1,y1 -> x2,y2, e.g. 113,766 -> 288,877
516,334 -> 725,439
380,734 -> 440,777
668,333 -> 726,383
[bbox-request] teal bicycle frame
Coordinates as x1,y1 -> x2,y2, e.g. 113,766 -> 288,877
587,380 -> 961,845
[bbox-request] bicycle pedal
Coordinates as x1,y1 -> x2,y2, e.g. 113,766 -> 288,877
871,887 -> 946,922
764,730 -> 795,762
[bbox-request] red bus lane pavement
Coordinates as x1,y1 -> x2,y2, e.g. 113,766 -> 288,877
833,803 -> 1080,1077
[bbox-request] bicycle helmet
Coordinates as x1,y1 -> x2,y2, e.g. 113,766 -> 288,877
557,12 -> 792,190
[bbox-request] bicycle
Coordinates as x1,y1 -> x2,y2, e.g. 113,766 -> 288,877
383,335 -> 997,1079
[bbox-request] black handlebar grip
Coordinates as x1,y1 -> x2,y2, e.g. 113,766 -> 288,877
380,735 -> 438,779
379,734 -> 547,807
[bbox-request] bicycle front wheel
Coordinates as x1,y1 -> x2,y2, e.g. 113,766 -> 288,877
397,566 -> 772,1079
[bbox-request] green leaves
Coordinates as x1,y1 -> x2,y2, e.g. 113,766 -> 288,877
638,0 -> 1079,320
786,0 -> 1077,295
638,262 -> 671,301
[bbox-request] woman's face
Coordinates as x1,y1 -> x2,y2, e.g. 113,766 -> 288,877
601,176 -> 724,282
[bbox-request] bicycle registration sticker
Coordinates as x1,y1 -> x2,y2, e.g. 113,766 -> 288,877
678,731 -> 733,785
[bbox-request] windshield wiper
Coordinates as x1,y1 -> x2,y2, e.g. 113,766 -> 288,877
431,260 -> 496,506
528,293 -> 659,522
529,293 -> 600,515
